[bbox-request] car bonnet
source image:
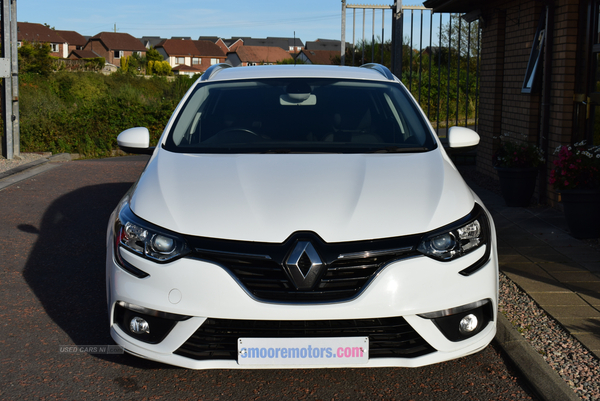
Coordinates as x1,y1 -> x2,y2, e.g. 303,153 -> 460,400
129,149 -> 475,243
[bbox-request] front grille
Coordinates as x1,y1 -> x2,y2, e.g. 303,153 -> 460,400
174,317 -> 435,361
186,232 -> 421,303
219,254 -> 397,302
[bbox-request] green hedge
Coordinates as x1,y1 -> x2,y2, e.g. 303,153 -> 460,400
17,72 -> 196,158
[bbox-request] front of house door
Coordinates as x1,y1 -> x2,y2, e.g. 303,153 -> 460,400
582,0 -> 600,146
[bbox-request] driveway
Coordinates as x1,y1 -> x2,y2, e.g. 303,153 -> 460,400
0,157 -> 537,400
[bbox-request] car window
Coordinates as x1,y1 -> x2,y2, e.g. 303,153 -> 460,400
164,78 -> 436,153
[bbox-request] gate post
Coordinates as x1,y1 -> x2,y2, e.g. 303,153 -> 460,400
391,1 -> 403,77
10,0 -> 19,158
341,0 -> 347,65
1,0 -> 13,159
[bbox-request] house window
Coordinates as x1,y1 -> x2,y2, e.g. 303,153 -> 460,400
211,58 -> 219,65
176,57 -> 185,64
114,50 -> 124,59
522,13 -> 545,94
50,43 -> 60,53
135,51 -> 142,57
192,57 -> 200,65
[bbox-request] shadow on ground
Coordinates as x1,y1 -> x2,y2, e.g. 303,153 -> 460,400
20,182 -> 169,369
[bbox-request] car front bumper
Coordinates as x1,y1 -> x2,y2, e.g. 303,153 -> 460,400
106,216 -> 498,369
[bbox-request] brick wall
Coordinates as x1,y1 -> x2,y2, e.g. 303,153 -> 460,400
84,41 -> 111,65
545,0 -> 580,205
476,0 -> 580,206
477,6 -> 507,178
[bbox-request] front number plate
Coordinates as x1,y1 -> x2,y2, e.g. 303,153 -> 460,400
237,337 -> 369,365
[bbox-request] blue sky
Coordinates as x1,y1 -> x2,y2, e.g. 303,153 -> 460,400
18,0 -> 424,44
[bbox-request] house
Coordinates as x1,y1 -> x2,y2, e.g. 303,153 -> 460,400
68,49 -> 101,60
155,39 -> 226,72
17,22 -> 68,58
305,39 -> 352,52
83,32 -> 147,67
172,64 -> 203,77
296,49 -> 339,65
139,36 -> 165,50
226,45 -> 291,67
422,0 -> 591,206
199,36 -> 244,53
55,30 -> 87,54
222,37 -> 304,53
258,37 -> 303,52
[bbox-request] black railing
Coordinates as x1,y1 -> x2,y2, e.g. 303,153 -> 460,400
343,6 -> 481,137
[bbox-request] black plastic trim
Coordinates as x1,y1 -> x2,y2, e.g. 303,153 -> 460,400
118,145 -> 155,155
360,63 -> 395,80
459,243 -> 492,276
114,303 -> 183,344
184,231 -> 421,303
114,247 -> 150,279
429,301 -> 494,342
200,63 -> 233,81
174,316 -> 435,361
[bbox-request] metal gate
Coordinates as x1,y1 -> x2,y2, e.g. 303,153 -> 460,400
341,3 -> 481,136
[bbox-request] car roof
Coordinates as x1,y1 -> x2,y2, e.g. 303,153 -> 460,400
200,64 -> 397,83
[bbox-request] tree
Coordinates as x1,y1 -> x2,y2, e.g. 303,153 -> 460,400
120,56 -> 130,73
18,41 -> 53,76
146,46 -> 163,63
148,60 -> 172,76
276,58 -> 305,65
438,14 -> 480,59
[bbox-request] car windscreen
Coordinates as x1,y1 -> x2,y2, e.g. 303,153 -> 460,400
163,78 -> 437,154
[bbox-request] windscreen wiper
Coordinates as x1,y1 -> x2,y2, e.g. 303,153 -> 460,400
369,146 -> 429,153
261,148 -> 293,154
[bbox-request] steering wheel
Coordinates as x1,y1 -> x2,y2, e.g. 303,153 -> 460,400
214,128 -> 260,137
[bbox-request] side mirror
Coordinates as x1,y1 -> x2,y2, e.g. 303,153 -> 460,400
117,127 -> 154,155
447,126 -> 480,150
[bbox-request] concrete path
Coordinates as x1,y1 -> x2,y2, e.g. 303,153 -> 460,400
467,178 -> 600,359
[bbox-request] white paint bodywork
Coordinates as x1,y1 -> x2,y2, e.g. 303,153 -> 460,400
106,64 -> 498,369
130,151 -> 474,242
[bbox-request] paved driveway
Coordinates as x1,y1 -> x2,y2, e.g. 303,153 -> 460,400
0,157 -> 537,400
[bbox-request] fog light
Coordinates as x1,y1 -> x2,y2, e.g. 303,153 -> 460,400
130,317 -> 150,334
459,314 -> 478,335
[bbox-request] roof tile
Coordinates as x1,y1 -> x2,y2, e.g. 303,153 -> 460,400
90,32 -> 146,52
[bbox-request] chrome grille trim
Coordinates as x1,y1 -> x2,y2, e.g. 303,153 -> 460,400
337,246 -> 414,260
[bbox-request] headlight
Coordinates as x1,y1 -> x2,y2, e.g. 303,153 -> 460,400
417,204 -> 489,262
114,200 -> 190,264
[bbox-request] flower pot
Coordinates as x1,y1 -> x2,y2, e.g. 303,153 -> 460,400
560,189 -> 600,239
494,166 -> 539,207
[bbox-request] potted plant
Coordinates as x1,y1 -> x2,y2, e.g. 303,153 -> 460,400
549,142 -> 600,239
493,134 -> 544,207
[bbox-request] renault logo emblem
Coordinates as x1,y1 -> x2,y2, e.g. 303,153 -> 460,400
284,241 -> 324,290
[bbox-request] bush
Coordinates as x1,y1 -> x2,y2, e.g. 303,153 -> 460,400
18,41 -> 53,76
148,60 -> 172,76
18,72 -> 195,158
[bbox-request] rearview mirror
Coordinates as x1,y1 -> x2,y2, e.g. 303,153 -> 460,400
117,127 -> 154,155
447,126 -> 480,149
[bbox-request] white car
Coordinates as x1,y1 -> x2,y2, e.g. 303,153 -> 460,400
106,63 -> 498,369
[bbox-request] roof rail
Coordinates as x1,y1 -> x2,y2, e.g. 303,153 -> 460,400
359,63 -> 395,81
200,63 -> 233,81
